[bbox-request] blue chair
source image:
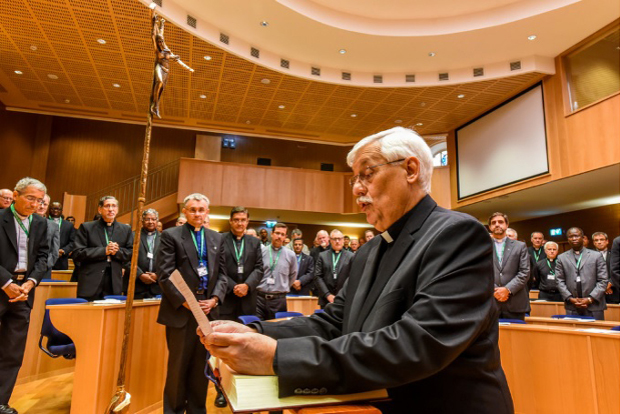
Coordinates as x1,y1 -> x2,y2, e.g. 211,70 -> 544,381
103,295 -> 127,301
275,311 -> 303,319
286,294 -> 301,297
551,314 -> 595,320
39,298 -> 87,359
40,279 -> 66,283
238,315 -> 260,325
154,295 -> 162,299
314,309 -> 325,314
499,319 -> 526,324
611,326 -> 620,331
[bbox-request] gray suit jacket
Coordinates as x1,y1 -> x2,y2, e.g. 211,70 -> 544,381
492,238 -> 530,313
45,220 -> 60,269
556,249 -> 608,311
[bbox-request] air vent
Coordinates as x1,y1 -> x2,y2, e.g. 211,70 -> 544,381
187,15 -> 196,28
473,67 -> 484,77
251,47 -> 260,58
438,73 -> 449,81
320,163 -> 334,172
257,158 -> 271,166
510,61 -> 521,71
152,0 -> 162,6
405,74 -> 416,83
220,33 -> 229,45
311,67 -> 321,76
342,72 -> 351,81
280,59 -> 289,69
373,75 -> 383,84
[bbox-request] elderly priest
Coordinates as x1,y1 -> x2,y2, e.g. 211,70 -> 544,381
200,127 -> 514,414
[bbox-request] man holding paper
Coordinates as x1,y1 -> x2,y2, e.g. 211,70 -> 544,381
157,193 -> 227,414
200,127 -> 513,414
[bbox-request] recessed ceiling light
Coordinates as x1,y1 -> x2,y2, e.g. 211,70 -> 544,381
528,35 -> 537,41
260,21 -> 269,27
457,94 -> 465,98
616,46 -> 620,50
428,52 -> 436,57
29,45 -> 37,51
350,114 -> 357,118
14,70 -> 23,75
112,83 -> 121,88
420,102 -> 426,107
339,49 -> 346,54
245,120 -> 251,124
97,39 -> 107,44
416,123 -> 423,126
204,55 -> 212,61
47,74 -> 58,79
64,99 -> 70,103
394,120 -> 402,124
199,94 -> 207,99
278,105 -> 285,109
261,78 -> 271,84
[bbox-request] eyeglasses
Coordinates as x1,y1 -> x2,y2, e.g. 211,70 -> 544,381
1,196 -> 13,202
331,237 -> 344,242
21,195 -> 45,205
349,158 -> 405,188
101,204 -> 118,210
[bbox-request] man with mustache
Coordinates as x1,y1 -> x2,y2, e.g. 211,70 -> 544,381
199,127 -> 513,414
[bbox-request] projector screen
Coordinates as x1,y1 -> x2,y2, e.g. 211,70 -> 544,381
455,83 -> 549,199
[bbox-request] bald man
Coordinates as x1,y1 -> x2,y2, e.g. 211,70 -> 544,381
0,189 -> 13,210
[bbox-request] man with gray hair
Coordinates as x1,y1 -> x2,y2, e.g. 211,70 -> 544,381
309,229 -> 330,263
0,189 -> 13,210
35,194 -> 59,281
73,196 -> 133,301
0,177 -> 50,414
532,241 -> 562,301
123,208 -> 161,299
286,228 -> 309,255
313,229 -> 354,308
201,127 -> 513,414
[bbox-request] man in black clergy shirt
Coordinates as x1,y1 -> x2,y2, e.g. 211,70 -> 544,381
156,193 -> 227,414
527,231 -> 547,290
593,231 -> 619,304
123,208 -> 161,299
313,229 -> 354,308
533,241 -> 563,302
49,201 -> 76,271
72,196 -> 133,301
200,127 -> 514,414
0,178 -> 50,414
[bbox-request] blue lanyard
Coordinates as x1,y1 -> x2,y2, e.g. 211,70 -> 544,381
190,228 -> 207,266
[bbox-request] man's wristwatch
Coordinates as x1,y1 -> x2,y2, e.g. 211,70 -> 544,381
211,296 -> 219,307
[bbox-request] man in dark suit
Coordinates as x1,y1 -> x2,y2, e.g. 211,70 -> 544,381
309,230 -> 330,263
532,242 -> 562,301
527,231 -> 546,290
290,238 -> 314,295
200,127 -> 513,414
489,212 -> 530,320
0,189 -> 13,210
123,208 -> 161,299
35,195 -> 59,281
156,193 -> 227,414
0,178 -> 50,414
610,236 -> 620,305
556,227 -> 608,320
49,201 -> 76,270
72,196 -> 133,301
313,229 -> 354,307
593,231 -> 619,304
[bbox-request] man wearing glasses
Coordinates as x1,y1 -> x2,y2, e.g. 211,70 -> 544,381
0,178 -> 50,414
313,229 -> 354,308
123,209 -> 161,299
0,189 -> 13,210
72,196 -> 133,301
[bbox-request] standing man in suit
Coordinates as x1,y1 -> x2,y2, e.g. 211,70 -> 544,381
0,178 -> 50,414
610,236 -> 620,305
309,230 -> 330,263
0,189 -> 13,210
314,229 -> 354,308
49,202 -> 76,271
72,196 -> 133,301
35,195 -> 59,280
592,231 -> 619,304
123,209 -> 161,299
290,238 -> 314,295
556,227 -> 608,319
156,193 -> 227,414
200,127 -> 513,414
533,242 -> 563,301
527,231 -> 546,290
489,212 -> 530,320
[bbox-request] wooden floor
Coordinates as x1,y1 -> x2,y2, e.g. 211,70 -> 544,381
11,373 -> 293,414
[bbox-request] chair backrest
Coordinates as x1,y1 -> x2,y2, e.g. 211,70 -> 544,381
41,279 -> 67,283
238,315 -> 261,325
275,311 -> 304,319
42,298 -> 88,342
286,294 -> 301,297
314,309 -> 325,314
611,326 -> 620,331
103,295 -> 127,301
499,318 -> 526,324
551,314 -> 595,320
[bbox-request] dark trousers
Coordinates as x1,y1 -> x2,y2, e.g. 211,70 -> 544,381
498,310 -> 525,321
256,295 -> 287,320
164,319 -> 209,414
0,296 -> 31,404
538,291 -> 563,302
566,309 -> 605,320
606,286 -> 620,304
79,266 -> 115,301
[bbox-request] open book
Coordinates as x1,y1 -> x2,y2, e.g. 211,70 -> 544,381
210,356 -> 389,413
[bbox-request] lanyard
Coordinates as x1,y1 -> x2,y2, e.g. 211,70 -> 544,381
533,248 -> 541,262
49,217 -> 62,228
546,259 -> 555,275
190,228 -> 206,264
233,238 -> 245,264
11,204 -> 32,237
146,233 -> 156,252
332,251 -> 342,272
495,241 -> 505,262
573,251 -> 583,273
269,247 -> 282,272
104,227 -> 112,244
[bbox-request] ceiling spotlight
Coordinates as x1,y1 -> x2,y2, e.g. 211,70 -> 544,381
428,52 -> 436,57
14,70 -> 23,75
204,55 -> 212,61
350,114 -> 357,118
245,120 -> 251,124
47,74 -> 58,79
112,83 -> 121,88
97,39 -> 107,44
527,35 -> 537,41
30,45 -> 38,51
278,105 -> 285,109
457,94 -> 465,98
261,78 -> 271,84
394,120 -> 402,124
339,49 -> 346,54
64,99 -> 71,103
416,123 -> 423,126
420,102 -> 426,107
199,94 -> 207,99
260,21 -> 269,27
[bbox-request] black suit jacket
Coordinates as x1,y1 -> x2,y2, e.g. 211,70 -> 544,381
253,196 -> 513,413
72,219 -> 133,298
0,208 -> 50,307
220,232 -> 263,316
123,228 -> 162,298
52,219 -> 76,270
290,253 -> 314,295
527,246 -> 546,290
314,249 -> 354,304
609,237 -> 620,304
156,224 -> 228,328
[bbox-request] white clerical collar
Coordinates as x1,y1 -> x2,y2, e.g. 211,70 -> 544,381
381,231 -> 394,244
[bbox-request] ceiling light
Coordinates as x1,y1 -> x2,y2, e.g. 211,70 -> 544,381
204,56 -> 212,61
112,83 -> 121,88
416,123 -> 423,126
350,114 -> 357,118
428,52 -> 436,57
261,78 -> 271,84
64,99 -> 70,103
528,35 -> 537,41
457,94 -> 465,98
199,94 -> 207,99
29,45 -> 37,51
245,120 -> 251,124
97,39 -> 107,44
616,46 -> 620,50
395,120 -> 402,124
420,102 -> 426,107
339,49 -> 346,54
14,70 -> 23,75
47,74 -> 58,79
278,105 -> 285,109
260,21 -> 269,27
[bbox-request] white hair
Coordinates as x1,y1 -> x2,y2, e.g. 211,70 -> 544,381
183,193 -> 210,208
142,208 -> 159,220
544,241 -> 558,249
346,127 -> 433,194
316,230 -> 328,237
330,229 -> 343,237
15,177 -> 47,193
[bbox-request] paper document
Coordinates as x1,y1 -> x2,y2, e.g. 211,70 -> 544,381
169,270 -> 212,335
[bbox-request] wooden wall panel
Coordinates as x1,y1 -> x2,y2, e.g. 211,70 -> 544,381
220,164 -> 267,208
177,159 -> 224,205
0,106 -> 38,187
430,166 -> 451,209
304,171 -> 344,214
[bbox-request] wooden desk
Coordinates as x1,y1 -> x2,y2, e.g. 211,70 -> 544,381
499,324 -> 620,414
51,270 -> 73,281
16,281 -> 78,385
287,296 -> 320,316
525,316 -> 619,329
529,290 -> 539,300
49,301 -> 167,414
529,301 -> 620,321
